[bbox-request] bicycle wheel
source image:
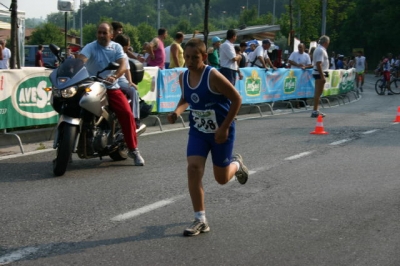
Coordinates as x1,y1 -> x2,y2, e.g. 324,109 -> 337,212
389,79 -> 400,94
375,79 -> 385,95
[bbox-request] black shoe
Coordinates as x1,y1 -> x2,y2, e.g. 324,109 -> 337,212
232,153 -> 249,184
311,111 -> 326,118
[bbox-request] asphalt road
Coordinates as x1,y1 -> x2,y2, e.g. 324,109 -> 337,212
1,74 -> 400,265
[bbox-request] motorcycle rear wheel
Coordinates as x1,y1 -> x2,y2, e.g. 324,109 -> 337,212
109,122 -> 128,161
53,124 -> 77,176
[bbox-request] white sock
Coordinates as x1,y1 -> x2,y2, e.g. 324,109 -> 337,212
232,161 -> 240,172
194,211 -> 206,222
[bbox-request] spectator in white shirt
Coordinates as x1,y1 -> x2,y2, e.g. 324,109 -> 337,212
288,43 -> 312,70
248,39 -> 276,70
219,29 -> 243,85
0,39 -> 11,69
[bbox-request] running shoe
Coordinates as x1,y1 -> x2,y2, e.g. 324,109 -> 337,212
183,220 -> 210,236
232,153 -> 249,184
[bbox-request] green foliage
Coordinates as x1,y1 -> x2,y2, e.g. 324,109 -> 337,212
27,23 -> 64,47
82,23 -> 97,45
25,0 -> 400,71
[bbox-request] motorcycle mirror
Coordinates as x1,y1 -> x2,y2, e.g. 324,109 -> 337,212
96,62 -> 120,77
106,62 -> 120,70
49,44 -> 60,56
49,44 -> 63,64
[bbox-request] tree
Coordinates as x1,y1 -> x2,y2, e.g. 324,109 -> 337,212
28,23 -> 65,47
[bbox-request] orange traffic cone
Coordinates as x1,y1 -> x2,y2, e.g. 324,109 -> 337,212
393,106 -> 400,122
310,115 -> 328,135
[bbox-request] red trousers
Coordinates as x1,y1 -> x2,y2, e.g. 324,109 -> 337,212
107,89 -> 137,150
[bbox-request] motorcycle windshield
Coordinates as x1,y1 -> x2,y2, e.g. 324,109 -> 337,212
57,58 -> 86,78
52,58 -> 91,89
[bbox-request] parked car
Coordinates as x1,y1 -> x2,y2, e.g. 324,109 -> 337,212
24,45 -> 57,67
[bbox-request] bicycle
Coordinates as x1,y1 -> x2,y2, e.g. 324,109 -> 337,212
375,70 -> 400,95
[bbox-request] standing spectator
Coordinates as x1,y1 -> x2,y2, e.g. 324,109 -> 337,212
0,39 -> 11,69
309,47 -> 316,63
311,35 -> 330,118
393,54 -> 400,78
246,43 -> 257,66
164,45 -> 171,69
380,55 -> 392,95
167,38 -> 248,236
77,22 -> 145,165
248,39 -> 277,70
347,56 -> 355,69
330,51 -> 336,70
234,46 -> 243,68
66,47 -> 75,59
169,32 -> 185,68
35,44 -> 44,67
336,55 -> 345,69
219,29 -> 243,85
288,43 -> 312,70
207,36 -> 221,68
147,28 -> 168,69
142,42 -> 150,66
354,51 -> 367,91
238,42 -> 248,68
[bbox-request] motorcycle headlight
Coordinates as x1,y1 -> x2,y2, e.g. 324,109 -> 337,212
61,86 -> 77,98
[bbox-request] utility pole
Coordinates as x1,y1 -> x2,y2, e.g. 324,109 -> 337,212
10,0 -> 19,68
272,0 -> 276,24
80,0 -> 83,47
289,0 -> 294,52
321,0 -> 327,35
157,0 -> 161,29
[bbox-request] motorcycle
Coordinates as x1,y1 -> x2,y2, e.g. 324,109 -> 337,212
45,44 -> 131,176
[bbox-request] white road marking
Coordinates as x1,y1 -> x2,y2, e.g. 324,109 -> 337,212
0,148 -> 53,161
0,247 -> 39,265
330,139 -> 352,145
284,151 -> 314,161
111,195 -> 186,222
362,129 -> 378,134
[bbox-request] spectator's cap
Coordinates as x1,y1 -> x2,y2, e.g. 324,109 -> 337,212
262,39 -> 271,45
212,36 -> 222,44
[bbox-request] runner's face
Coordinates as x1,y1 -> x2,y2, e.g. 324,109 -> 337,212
184,46 -> 206,70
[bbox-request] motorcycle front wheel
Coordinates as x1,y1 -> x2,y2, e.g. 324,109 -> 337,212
53,124 -> 78,176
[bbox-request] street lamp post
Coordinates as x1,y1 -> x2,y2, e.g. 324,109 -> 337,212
146,15 -> 149,24
80,0 -> 83,47
222,11 -> 226,29
189,13 -> 192,25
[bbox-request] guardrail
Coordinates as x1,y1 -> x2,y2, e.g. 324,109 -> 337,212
0,67 -> 356,153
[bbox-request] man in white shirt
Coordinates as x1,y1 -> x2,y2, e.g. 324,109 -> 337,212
354,50 -> 367,91
164,45 -> 171,69
288,43 -> 312,70
0,39 -> 11,69
311,35 -> 330,118
248,39 -> 276,71
219,29 -> 242,85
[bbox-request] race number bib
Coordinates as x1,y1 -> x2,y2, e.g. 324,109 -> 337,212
191,109 -> 219,133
